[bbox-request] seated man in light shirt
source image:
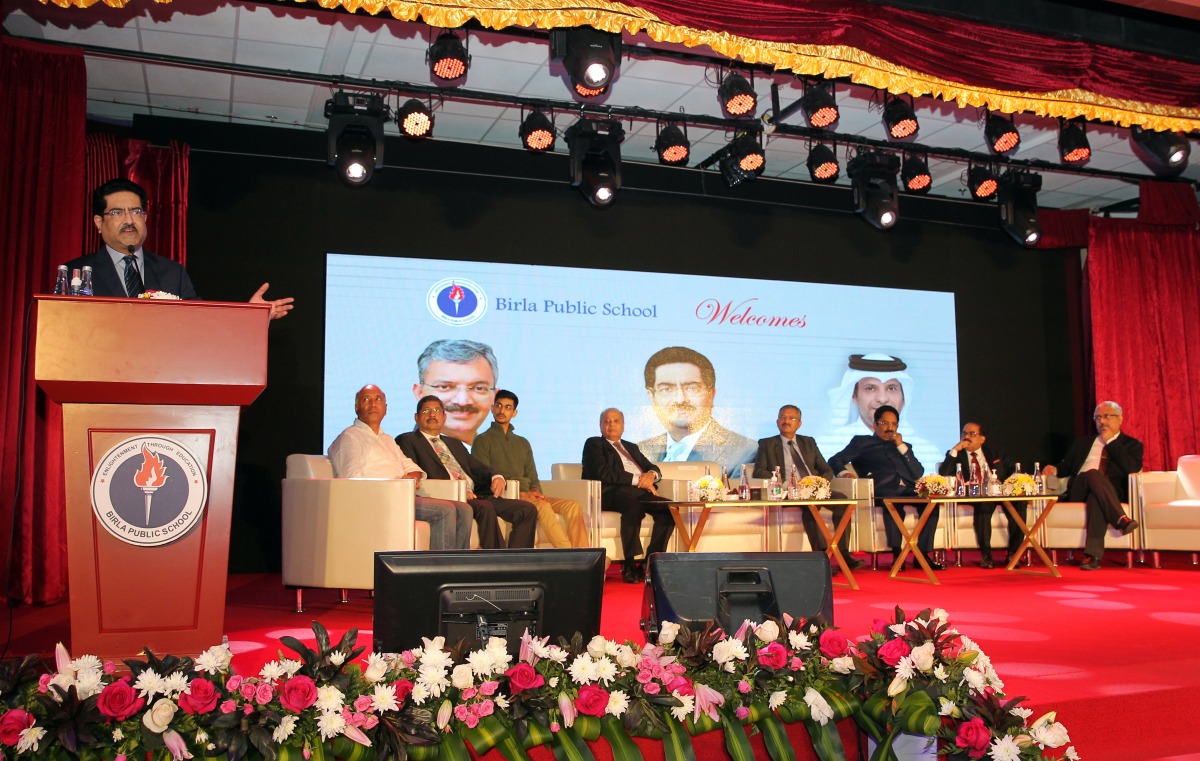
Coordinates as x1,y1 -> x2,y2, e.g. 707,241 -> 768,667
327,384 -> 472,550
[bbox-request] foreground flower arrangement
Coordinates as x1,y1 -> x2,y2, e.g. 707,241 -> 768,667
0,608 -> 1078,761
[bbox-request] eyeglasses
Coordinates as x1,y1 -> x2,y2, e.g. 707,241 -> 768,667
1094,413 -> 1121,420
421,382 -> 495,395
417,406 -> 444,416
652,382 -> 708,396
102,207 -> 148,219
778,416 -> 800,422
961,430 -> 982,437
493,403 -> 516,411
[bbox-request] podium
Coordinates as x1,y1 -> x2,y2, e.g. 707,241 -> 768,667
34,295 -> 269,659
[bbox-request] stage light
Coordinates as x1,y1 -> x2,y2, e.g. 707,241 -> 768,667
654,123 -> 690,165
566,117 -> 624,207
550,26 -> 621,99
324,91 -> 387,186
984,112 -> 1020,154
428,31 -> 469,81
397,98 -> 434,138
998,170 -> 1043,247
718,132 -> 765,187
965,164 -> 998,200
718,71 -> 756,117
882,94 -> 919,139
848,150 -> 901,230
806,142 -> 840,182
1131,125 -> 1191,176
1058,118 -> 1091,164
901,152 -> 931,194
519,110 -> 555,152
801,81 -> 838,129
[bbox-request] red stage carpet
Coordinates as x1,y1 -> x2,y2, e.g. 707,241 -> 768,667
7,552 -> 1200,761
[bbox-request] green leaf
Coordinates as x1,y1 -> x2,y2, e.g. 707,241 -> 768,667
551,725 -> 596,761
493,731 -> 533,761
719,712 -> 755,761
460,715 -> 509,755
573,716 -> 601,743
774,702 -> 810,724
599,715 -> 643,761
895,692 -> 940,737
660,711 -> 696,761
330,736 -> 373,761
802,719 -> 847,761
436,732 -> 471,761
754,713 -> 795,761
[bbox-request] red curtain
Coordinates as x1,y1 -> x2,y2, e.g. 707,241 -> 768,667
0,38 -> 87,605
1087,186 -> 1200,472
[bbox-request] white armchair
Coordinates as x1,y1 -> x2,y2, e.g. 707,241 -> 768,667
1132,455 -> 1200,567
551,463 -> 678,564
282,454 -> 431,612
1038,474 -> 1136,566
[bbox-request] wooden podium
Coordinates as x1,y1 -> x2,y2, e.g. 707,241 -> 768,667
34,295 -> 269,659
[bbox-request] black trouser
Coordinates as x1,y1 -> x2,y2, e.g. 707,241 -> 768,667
800,504 -> 851,554
601,484 -> 673,566
469,497 -> 538,548
1068,470 -> 1128,559
973,503 -> 1027,559
882,500 -> 939,555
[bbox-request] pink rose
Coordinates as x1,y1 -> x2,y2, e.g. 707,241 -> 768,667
454,705 -> 469,721
104,661 -> 117,675
955,717 -> 991,759
871,618 -> 889,634
737,681 -> 751,694
757,642 -> 788,670
239,682 -> 256,701
505,663 -> 545,694
220,700 -> 237,714
819,630 -> 849,659
362,715 -> 379,730
226,675 -> 243,691
38,674 -> 52,693
480,681 -> 499,696
353,696 -> 373,713
735,706 -> 750,720
393,679 -> 414,705
643,682 -> 661,695
789,657 -> 804,671
475,699 -> 494,717
878,638 -> 912,667
279,676 -> 318,713
97,679 -> 146,722
255,682 -> 274,706
178,678 -> 219,715
0,709 -> 33,746
666,676 -> 693,696
574,684 -> 610,717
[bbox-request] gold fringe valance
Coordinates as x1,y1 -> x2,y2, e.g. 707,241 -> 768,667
40,0 -> 1200,132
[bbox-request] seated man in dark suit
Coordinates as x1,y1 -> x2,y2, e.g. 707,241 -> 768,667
582,408 -> 673,584
754,404 -> 863,570
63,178 -> 292,319
828,404 -> 941,570
1042,400 -> 1141,571
937,421 -> 1019,569
396,396 -> 537,549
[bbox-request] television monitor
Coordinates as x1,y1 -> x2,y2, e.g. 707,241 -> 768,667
373,548 -> 605,653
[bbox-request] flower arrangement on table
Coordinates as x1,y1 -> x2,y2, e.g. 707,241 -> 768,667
848,606 -> 1078,761
138,290 -> 182,300
1002,474 -> 1039,497
692,475 -> 724,501
915,475 -> 952,497
795,475 -> 832,500
0,612 -> 1079,761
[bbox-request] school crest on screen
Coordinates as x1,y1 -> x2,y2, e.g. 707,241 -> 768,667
90,435 -> 209,547
426,277 -> 488,326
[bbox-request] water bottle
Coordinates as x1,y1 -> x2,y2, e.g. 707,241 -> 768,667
69,268 -> 83,296
787,466 -> 800,500
768,467 -> 781,501
79,266 -> 94,296
52,265 -> 69,295
955,463 -> 965,497
738,464 -> 751,501
1014,462 -> 1022,475
720,467 -> 731,497
1032,462 -> 1043,495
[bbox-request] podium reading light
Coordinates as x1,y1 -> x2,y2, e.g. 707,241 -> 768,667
1131,125 -> 1191,176
985,112 -> 1020,155
325,91 -> 387,186
718,132 -> 765,187
965,164 -> 998,200
998,170 -> 1042,247
428,31 -> 470,81
1058,119 -> 1091,164
519,110 -> 555,152
718,71 -> 757,117
654,123 -> 690,165
882,94 -> 919,139
550,26 -> 621,99
801,81 -> 839,129
806,142 -> 840,182
848,150 -> 901,230
566,117 -> 624,207
901,153 -> 931,194
397,98 -> 434,138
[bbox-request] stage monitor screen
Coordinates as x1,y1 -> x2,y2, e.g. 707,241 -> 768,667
373,548 -> 605,653
326,254 -> 959,476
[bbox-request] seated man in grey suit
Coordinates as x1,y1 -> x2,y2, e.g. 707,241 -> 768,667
396,396 -> 537,549
583,408 -> 673,584
636,346 -> 758,475
754,405 -> 863,570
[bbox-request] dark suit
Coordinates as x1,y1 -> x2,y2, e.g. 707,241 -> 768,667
637,419 -> 760,475
396,431 -> 537,549
938,445 -> 1022,560
63,249 -> 199,300
829,434 -> 934,554
582,437 -> 672,568
753,435 -> 848,554
1054,433 -> 1143,558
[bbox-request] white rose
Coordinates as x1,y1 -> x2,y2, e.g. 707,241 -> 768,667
657,621 -> 680,646
755,621 -> 780,643
910,642 -> 936,673
451,664 -> 474,690
143,697 -> 178,733
363,654 -> 388,683
586,635 -> 608,658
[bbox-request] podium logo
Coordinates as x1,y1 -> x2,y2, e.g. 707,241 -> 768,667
427,277 -> 488,326
91,436 -> 209,547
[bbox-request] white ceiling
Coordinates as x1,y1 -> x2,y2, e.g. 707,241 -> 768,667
5,0 -> 1198,211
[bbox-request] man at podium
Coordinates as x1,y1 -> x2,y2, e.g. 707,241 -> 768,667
62,178 -> 293,320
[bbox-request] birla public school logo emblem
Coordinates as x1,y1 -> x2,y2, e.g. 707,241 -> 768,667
90,436 -> 209,547
427,277 -> 488,326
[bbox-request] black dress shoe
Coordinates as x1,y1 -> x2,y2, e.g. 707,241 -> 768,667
845,557 -> 867,571
1118,517 -> 1139,536
621,566 -> 640,584
980,556 -> 995,569
914,558 -> 946,571
1080,556 -> 1102,571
